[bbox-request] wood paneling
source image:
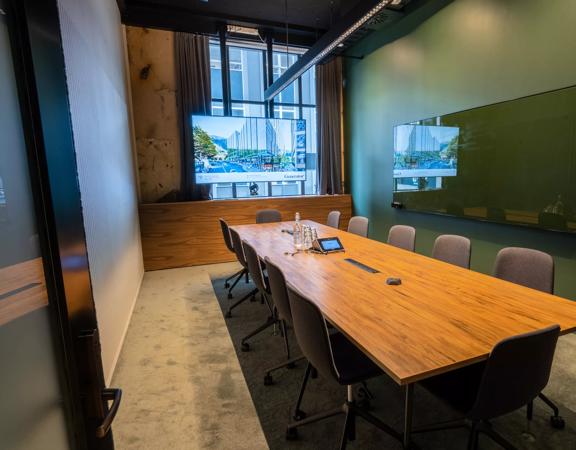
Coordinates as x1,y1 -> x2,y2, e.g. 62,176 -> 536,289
139,195 -> 352,270
233,220 -> 576,385
0,258 -> 48,326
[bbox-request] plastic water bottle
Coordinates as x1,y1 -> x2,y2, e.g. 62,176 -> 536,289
293,212 -> 302,250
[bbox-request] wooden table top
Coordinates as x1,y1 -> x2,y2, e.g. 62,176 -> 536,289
232,220 -> 576,385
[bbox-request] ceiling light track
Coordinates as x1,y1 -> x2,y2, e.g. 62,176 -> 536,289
264,0 -> 395,101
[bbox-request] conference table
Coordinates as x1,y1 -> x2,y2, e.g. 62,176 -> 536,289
231,220 -> 576,448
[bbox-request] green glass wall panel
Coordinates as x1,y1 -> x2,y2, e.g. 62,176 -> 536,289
393,86 -> 576,233
344,0 -> 576,300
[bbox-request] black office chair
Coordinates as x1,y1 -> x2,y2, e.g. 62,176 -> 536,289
219,218 -> 245,296
224,228 -> 258,318
285,287 -> 402,449
493,247 -> 564,428
256,209 -> 282,223
262,257 -> 306,385
416,325 -> 560,449
239,240 -> 278,352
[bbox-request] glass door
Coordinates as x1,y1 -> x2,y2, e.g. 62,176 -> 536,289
0,2 -> 71,448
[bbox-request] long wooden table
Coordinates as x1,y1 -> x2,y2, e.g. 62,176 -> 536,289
232,220 -> 576,447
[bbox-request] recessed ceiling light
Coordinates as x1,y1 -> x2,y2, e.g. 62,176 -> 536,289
337,43 -> 345,48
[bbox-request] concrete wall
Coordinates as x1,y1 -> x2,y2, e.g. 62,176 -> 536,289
57,0 -> 144,383
126,26 -> 181,202
345,0 -> 576,300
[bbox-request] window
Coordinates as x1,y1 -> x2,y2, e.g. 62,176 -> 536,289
206,38 -> 318,199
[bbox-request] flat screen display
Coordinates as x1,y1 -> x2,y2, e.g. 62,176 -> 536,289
393,125 -> 460,179
192,115 -> 306,184
318,237 -> 344,252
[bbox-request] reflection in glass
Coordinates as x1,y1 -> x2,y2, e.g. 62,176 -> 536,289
392,85 -> 576,232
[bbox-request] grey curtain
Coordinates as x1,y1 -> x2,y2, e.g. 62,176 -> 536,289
316,57 -> 343,195
174,32 -> 212,201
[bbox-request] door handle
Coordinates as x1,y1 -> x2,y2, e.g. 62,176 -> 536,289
96,388 -> 122,438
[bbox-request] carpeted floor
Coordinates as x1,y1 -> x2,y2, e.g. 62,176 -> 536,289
210,266 -> 576,450
111,265 -> 268,450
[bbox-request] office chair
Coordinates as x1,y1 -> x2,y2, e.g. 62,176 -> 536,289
285,287 -> 402,449
326,210 -> 341,229
219,219 -> 245,295
387,225 -> 416,251
432,234 -> 471,269
256,209 -> 282,224
493,247 -> 564,428
224,228 -> 258,318
239,240 -> 279,352
416,325 -> 560,449
347,216 -> 369,237
262,257 -> 306,385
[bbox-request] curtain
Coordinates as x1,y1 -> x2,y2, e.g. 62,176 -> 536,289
316,57 -> 343,195
174,32 -> 212,201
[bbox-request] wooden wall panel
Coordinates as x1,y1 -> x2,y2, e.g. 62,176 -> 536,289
140,195 -> 352,270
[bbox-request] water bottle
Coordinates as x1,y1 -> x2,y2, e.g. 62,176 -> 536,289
293,212 -> 302,250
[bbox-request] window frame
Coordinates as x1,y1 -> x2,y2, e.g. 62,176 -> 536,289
207,36 -> 317,199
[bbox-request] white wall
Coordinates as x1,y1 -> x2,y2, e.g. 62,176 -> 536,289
57,0 -> 144,383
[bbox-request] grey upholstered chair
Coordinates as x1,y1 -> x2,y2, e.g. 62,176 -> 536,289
418,325 -> 560,449
326,210 -> 341,229
286,287 -> 402,448
262,257 -> 306,385
225,229 -> 258,317
256,209 -> 282,224
347,216 -> 369,237
493,246 -> 564,428
239,241 -> 277,352
387,225 -> 416,251
219,219 -> 246,296
494,247 -> 554,293
432,234 -> 471,269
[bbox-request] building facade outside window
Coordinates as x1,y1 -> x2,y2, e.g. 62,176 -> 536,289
207,38 -> 317,199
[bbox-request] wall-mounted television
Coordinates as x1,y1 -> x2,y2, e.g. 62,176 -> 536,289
192,115 -> 306,184
392,85 -> 576,233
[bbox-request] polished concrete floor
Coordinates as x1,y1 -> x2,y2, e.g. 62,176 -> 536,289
111,263 -> 267,450
112,262 -> 576,449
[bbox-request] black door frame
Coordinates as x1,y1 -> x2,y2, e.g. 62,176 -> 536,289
5,0 -> 115,449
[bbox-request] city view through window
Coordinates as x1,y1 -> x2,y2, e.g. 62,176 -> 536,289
207,39 -> 317,199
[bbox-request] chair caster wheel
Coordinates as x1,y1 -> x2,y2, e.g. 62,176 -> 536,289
263,374 -> 274,386
224,282 -> 230,288
293,409 -> 306,421
241,342 -> 250,352
550,415 -> 565,429
227,293 -> 233,299
286,428 -> 298,440
225,311 -> 232,318
286,362 -> 296,369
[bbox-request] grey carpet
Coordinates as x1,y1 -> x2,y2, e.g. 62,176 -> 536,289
210,273 -> 576,450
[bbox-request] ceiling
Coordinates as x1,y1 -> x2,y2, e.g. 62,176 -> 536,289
123,0 -> 363,33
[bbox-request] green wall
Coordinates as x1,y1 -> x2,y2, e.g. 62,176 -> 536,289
344,0 -> 576,300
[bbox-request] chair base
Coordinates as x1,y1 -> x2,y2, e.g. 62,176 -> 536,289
413,418 -> 517,450
263,355 -> 306,386
225,287 -> 258,317
226,268 -> 247,299
528,393 -> 565,429
286,398 -> 402,449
